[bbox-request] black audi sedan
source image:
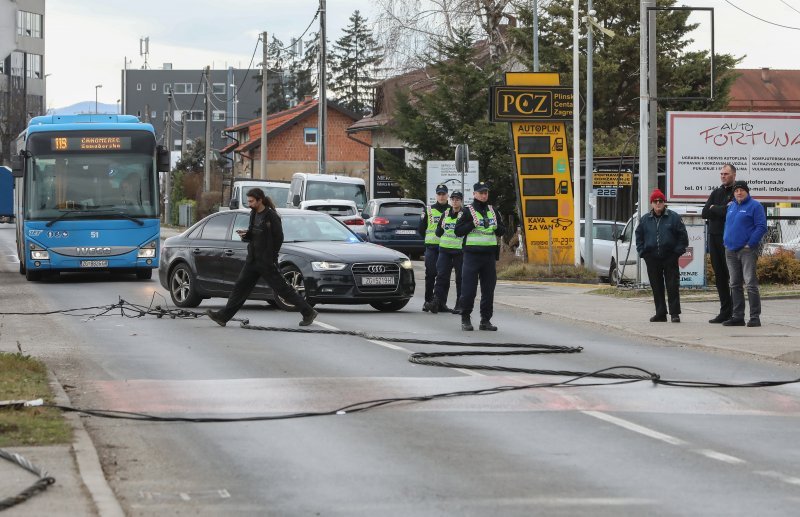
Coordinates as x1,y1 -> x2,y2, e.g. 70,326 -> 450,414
159,209 -> 415,311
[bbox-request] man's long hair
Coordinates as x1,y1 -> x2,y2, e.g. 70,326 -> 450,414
246,188 -> 276,210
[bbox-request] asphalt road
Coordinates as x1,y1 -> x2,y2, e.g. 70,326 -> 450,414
3,225 -> 800,516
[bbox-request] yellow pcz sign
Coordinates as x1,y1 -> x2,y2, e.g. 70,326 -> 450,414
489,86 -> 574,122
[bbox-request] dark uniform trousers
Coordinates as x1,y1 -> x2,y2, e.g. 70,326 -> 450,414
458,252 -> 496,321
433,250 -> 462,308
216,262 -> 310,322
644,255 -> 681,317
423,245 -> 440,302
708,233 -> 732,317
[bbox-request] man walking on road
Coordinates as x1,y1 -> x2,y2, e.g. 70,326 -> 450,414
454,182 -> 505,331
702,163 -> 736,323
635,189 -> 689,323
420,184 -> 451,312
723,181 -> 767,327
428,191 -> 464,314
206,188 -> 317,327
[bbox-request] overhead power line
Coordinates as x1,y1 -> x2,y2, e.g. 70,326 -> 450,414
724,0 -> 800,30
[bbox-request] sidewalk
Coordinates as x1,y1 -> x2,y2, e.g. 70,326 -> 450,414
494,280 -> 800,365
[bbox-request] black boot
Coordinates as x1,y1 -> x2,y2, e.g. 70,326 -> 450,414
479,320 -> 498,331
461,315 -> 473,331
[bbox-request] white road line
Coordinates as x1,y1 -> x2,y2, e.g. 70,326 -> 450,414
582,411 -> 687,446
314,320 -> 485,375
754,470 -> 800,486
694,449 -> 747,465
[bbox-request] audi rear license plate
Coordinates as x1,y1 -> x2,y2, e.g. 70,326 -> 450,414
80,260 -> 108,268
360,276 -> 396,286
395,229 -> 417,235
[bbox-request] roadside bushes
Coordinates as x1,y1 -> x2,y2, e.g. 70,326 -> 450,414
707,250 -> 800,284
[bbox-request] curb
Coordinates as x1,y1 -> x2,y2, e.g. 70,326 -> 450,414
49,371 -> 125,517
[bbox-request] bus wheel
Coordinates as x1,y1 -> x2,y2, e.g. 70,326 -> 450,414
25,268 -> 42,281
19,262 -> 25,275
136,269 -> 153,280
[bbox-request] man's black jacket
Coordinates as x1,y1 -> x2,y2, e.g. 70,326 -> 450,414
241,207 -> 283,267
702,184 -> 734,235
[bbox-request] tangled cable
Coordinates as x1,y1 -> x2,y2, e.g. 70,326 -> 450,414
0,448 -> 55,511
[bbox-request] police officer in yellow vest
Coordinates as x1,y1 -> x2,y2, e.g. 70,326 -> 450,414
454,182 -> 505,331
419,183 -> 451,312
427,191 -> 464,314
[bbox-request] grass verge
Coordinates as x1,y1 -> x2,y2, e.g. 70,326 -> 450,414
0,352 -> 71,447
589,283 -> 800,299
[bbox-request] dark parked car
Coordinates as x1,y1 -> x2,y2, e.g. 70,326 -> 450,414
159,209 -> 415,311
362,198 -> 426,258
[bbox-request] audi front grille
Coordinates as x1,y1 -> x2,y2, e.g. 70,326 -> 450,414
351,262 -> 401,292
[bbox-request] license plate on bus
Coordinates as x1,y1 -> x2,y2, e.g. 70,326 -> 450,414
395,229 -> 416,235
80,260 -> 108,268
360,276 -> 395,286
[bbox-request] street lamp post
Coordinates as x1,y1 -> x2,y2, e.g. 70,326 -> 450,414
95,84 -> 103,114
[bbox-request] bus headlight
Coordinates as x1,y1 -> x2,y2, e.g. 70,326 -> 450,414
29,243 -> 49,260
137,240 -> 157,258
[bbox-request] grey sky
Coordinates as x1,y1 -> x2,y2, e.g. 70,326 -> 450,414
45,0 -> 799,109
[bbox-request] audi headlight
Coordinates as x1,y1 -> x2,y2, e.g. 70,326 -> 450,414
29,243 -> 49,260
312,261 -> 347,271
138,240 -> 157,258
399,259 -> 413,270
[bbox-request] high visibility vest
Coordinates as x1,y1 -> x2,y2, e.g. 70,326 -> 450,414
465,205 -> 498,247
425,206 -> 445,245
438,210 -> 463,250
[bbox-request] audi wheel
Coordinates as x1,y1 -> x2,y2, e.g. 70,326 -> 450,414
273,265 -> 314,311
169,263 -> 202,308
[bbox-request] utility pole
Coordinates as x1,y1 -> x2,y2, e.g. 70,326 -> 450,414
181,111 -> 188,157
572,0 -> 581,266
164,90 -> 173,225
318,0 -> 327,175
260,31 -> 268,180
584,0 -> 594,272
639,0 -> 655,283
204,65 -> 212,192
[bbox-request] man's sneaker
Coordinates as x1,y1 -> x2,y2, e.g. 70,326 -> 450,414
649,314 -> 667,322
708,314 -> 730,324
299,309 -> 318,326
206,309 -> 227,327
671,315 -> 680,323
722,318 -> 745,327
451,305 -> 462,315
479,320 -> 498,331
746,319 -> 761,327
461,317 -> 473,331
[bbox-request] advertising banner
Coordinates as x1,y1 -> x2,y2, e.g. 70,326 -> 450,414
667,112 -> 800,203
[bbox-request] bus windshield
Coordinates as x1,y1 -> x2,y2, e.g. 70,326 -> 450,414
24,132 -> 157,221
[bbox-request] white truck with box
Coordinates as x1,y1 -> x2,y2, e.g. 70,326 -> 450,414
286,173 -> 368,212
226,178 -> 290,210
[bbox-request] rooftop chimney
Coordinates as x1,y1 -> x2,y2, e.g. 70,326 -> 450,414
761,67 -> 771,83
304,95 -> 314,103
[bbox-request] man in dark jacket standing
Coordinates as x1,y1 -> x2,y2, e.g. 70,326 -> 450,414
207,188 -> 317,327
635,189 -> 689,322
454,182 -> 505,331
723,181 -> 767,327
702,163 -> 736,323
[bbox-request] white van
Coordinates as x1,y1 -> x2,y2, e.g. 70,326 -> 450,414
286,173 -> 367,211
610,203 -> 705,286
227,178 -> 290,210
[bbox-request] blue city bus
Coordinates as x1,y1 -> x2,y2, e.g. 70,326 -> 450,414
10,114 -> 170,281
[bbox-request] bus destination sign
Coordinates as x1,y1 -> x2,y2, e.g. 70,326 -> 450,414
489,86 -> 573,122
52,136 -> 132,152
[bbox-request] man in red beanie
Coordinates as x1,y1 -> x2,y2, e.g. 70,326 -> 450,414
635,189 -> 689,322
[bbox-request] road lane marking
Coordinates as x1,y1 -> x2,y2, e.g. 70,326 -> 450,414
582,410 -> 687,446
693,449 -> 747,465
314,320 -> 485,375
754,470 -> 800,486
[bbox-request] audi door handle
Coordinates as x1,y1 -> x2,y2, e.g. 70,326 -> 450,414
192,248 -> 201,254
224,249 -> 235,256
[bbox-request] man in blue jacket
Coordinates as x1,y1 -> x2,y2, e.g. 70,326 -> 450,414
635,189 -> 689,322
723,181 -> 767,327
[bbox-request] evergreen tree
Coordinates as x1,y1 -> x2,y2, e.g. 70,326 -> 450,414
510,0 -> 740,155
378,28 -> 516,217
267,35 -> 289,114
287,35 -> 316,103
330,10 -> 383,114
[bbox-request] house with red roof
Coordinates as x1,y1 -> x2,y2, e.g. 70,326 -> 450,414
223,96 -> 371,182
